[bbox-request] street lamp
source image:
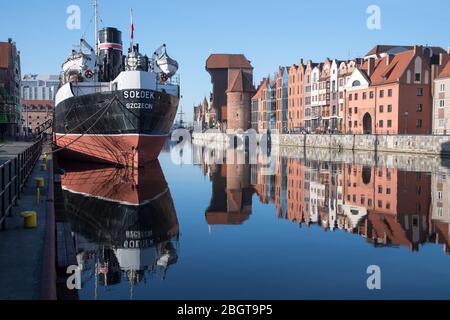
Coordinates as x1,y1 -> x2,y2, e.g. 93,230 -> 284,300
404,111 -> 409,135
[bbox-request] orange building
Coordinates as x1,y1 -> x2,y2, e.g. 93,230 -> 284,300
22,99 -> 53,134
287,61 -> 305,132
251,78 -> 268,132
345,46 -> 449,134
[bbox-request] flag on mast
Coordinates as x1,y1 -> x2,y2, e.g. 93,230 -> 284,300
130,9 -> 134,48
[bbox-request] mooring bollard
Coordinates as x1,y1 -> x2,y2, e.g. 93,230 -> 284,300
21,211 -> 37,228
35,177 -> 45,204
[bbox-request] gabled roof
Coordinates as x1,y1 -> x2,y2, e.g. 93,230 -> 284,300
206,54 -> 253,69
252,78 -> 268,100
227,70 -> 255,93
439,60 -> 450,79
365,45 -> 413,57
369,50 -> 415,85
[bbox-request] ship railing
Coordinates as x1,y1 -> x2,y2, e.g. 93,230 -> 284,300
0,138 -> 43,230
160,74 -> 180,86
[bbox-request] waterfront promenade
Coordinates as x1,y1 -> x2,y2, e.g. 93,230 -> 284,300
0,141 -> 54,300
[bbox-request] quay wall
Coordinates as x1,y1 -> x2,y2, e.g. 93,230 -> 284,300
191,132 -> 450,173
271,134 -> 450,156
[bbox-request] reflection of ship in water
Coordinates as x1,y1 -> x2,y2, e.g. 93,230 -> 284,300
196,145 -> 450,256
59,160 -> 179,297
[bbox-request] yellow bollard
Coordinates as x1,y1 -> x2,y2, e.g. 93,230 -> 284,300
40,163 -> 47,171
35,177 -> 45,188
21,211 -> 37,228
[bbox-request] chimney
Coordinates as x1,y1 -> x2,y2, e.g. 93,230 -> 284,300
300,58 -> 304,65
413,45 -> 422,55
367,58 -> 375,77
386,54 -> 394,66
8,38 -> 12,44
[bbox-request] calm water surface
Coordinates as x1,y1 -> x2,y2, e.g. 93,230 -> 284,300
59,143 -> 450,300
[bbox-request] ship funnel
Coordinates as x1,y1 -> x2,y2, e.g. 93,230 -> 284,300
98,27 -> 123,82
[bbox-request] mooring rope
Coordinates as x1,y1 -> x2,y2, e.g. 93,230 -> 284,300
47,96 -> 117,156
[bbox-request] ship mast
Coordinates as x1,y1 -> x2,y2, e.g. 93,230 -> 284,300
94,0 -> 99,56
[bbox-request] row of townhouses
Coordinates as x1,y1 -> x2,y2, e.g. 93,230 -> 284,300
254,45 -> 450,135
196,45 -> 450,135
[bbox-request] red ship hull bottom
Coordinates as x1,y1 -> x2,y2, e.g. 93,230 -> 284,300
54,133 -> 168,167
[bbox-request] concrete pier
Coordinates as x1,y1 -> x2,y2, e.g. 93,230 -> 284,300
0,141 -> 55,300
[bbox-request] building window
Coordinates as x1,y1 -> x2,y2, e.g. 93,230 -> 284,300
378,200 -> 383,208
354,121 -> 358,127
438,207 -> 443,217
349,94 -> 352,101
378,186 -> 383,194
387,105 -> 392,112
416,119 -> 423,128
380,90 -> 384,98
417,88 -> 423,96
354,107 -> 358,114
349,108 -> 352,115
388,89 -> 393,97
440,100 -> 445,108
368,199 -> 373,207
348,121 -> 352,128
355,93 -> 358,100
415,73 -> 421,82
379,105 -> 384,113
363,92 -> 367,100
379,120 -> 384,128
440,83 -> 446,92
386,203 -> 391,210
370,91 -> 374,99
386,188 -> 391,195
417,104 -> 423,112
387,120 -> 392,128
439,119 -> 445,128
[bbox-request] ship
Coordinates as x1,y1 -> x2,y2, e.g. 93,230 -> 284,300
54,0 -> 180,167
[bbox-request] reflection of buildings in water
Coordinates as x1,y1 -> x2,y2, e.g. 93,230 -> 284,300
430,173 -> 450,254
60,160 -> 179,296
343,165 -> 430,251
197,145 -> 450,255
205,160 -> 254,225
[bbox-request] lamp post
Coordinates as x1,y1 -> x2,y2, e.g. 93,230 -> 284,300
404,111 -> 409,135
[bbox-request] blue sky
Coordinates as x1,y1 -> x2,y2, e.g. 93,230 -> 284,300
1,0 -> 449,120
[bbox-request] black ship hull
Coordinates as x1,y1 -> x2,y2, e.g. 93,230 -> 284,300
54,88 -> 179,167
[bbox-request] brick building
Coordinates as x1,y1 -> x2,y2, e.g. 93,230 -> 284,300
21,74 -> 59,134
287,60 -> 305,132
0,39 -> 21,139
433,56 -> 450,134
346,46 -> 448,134
205,54 -> 254,131
275,66 -> 289,133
